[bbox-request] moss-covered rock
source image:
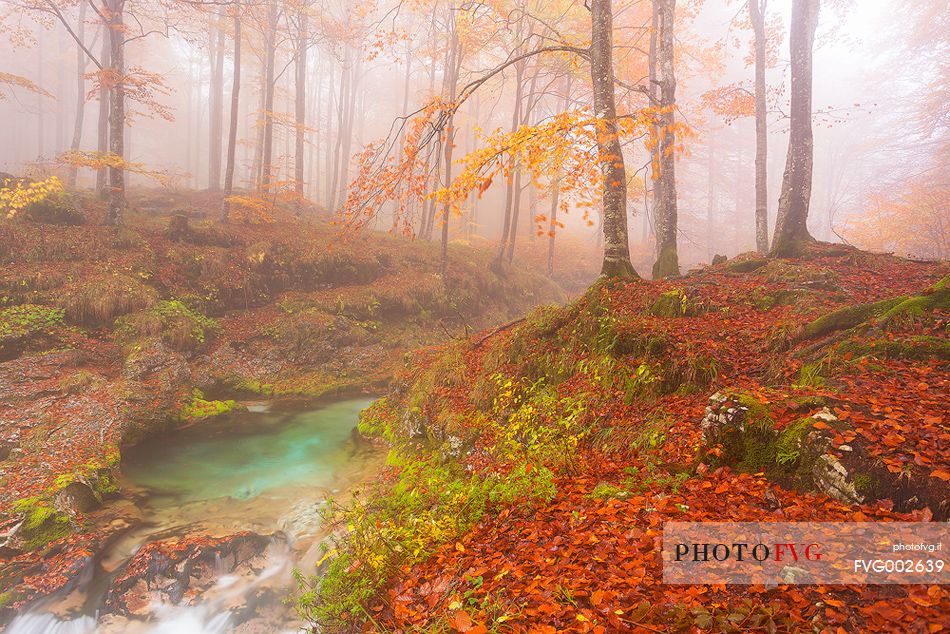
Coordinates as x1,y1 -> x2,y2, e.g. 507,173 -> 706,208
726,258 -> 768,274
836,336 -> 950,362
878,283 -> 950,326
649,289 -> 701,318
801,296 -> 906,340
179,389 -> 242,421
9,497 -> 73,551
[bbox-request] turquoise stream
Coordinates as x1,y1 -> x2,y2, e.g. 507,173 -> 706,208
8,397 -> 380,634
124,397 -> 374,508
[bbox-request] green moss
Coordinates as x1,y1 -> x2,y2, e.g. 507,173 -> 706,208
739,435 -> 776,471
0,304 -> 64,341
649,289 -> 699,318
836,336 -> 950,362
775,417 -> 814,466
651,245 -> 680,279
180,389 -> 241,421
853,473 -> 873,494
732,392 -> 774,431
726,258 -> 767,273
357,397 -> 389,438
226,377 -> 275,396
115,299 -> 219,352
802,296 -> 906,340
589,482 -> 628,500
10,497 -> 72,551
878,286 -> 950,326
0,589 -> 24,610
794,362 -> 826,388
752,289 -> 777,311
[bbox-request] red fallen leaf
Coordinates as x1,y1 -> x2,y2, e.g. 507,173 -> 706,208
451,610 -> 473,632
930,469 -> 950,481
590,589 -> 605,606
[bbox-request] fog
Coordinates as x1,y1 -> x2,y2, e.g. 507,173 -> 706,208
1,0 -> 946,270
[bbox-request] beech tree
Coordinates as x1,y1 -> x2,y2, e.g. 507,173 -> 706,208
340,0 -> 659,278
221,1 -> 242,221
591,0 -> 637,278
650,0 -> 679,278
771,0 -> 820,256
749,0 -> 769,252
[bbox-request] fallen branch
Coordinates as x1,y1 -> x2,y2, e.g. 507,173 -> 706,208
472,317 -> 526,349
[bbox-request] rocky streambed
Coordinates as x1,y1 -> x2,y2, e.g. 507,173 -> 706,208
4,397 -> 383,633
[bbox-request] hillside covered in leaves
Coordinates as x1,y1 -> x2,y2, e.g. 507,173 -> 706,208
0,192 -> 566,617
301,245 -> 949,633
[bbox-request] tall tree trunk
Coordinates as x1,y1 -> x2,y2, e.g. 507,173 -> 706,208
259,2 -> 278,192
750,0 -> 769,252
392,41 -> 412,227
324,62 -> 335,205
506,61 -> 540,264
328,48 -> 350,211
106,0 -> 126,225
590,0 -> 637,278
547,76 -> 570,276
335,54 -> 360,212
250,65 -> 265,186
221,4 -> 242,222
439,4 -> 460,277
771,0 -> 820,256
294,6 -> 309,207
495,59 -> 524,268
37,42 -> 44,159
208,10 -> 225,191
311,55 -> 321,203
96,20 -> 110,195
706,135 -> 716,260
67,0 -> 88,189
651,0 -> 679,278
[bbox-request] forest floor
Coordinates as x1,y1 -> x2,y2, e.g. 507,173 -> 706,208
0,189 -> 572,620
314,244 -> 949,633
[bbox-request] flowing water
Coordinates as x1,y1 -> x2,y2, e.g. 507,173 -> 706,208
7,397 -> 382,634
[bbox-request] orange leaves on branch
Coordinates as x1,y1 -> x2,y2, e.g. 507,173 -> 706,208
338,97 -> 448,236
86,66 -> 173,122
0,71 -> 51,101
701,85 -> 756,122
57,150 -> 172,185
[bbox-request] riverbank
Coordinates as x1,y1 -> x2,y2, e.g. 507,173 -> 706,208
6,398 -> 387,633
0,190 -> 570,623
307,245 -> 950,632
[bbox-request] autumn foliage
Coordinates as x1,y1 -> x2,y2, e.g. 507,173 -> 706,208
303,245 -> 949,632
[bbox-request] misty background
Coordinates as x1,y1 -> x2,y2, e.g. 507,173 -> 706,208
1,0 -> 945,270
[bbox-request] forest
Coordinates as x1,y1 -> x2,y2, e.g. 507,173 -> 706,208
0,0 -> 947,632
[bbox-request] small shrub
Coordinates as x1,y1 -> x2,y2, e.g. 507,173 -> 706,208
22,192 -> 85,225
57,274 -> 156,325
0,304 -> 64,341
0,303 -> 65,359
115,300 -> 219,352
